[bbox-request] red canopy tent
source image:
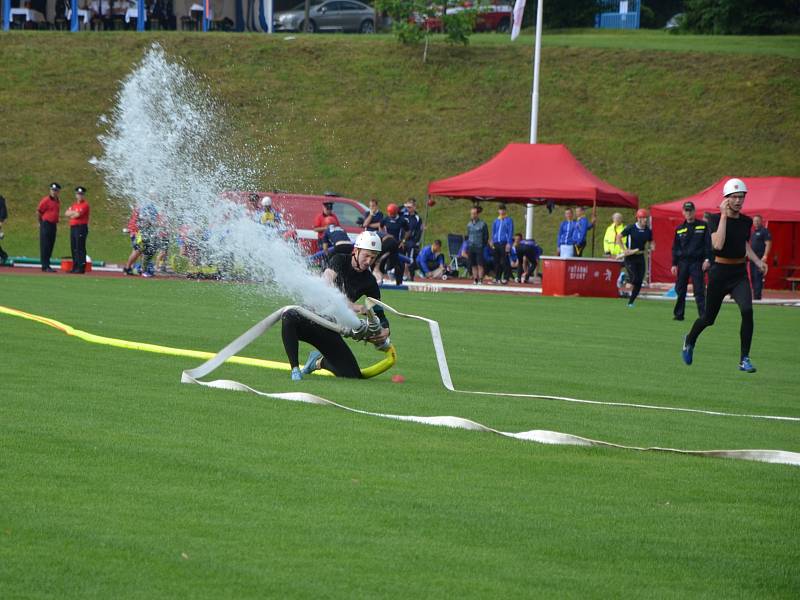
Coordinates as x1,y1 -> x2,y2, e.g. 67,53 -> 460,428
427,143 -> 639,209
650,177 -> 800,289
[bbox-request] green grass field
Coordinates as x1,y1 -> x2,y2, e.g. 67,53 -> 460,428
1,31 -> 799,264
1,273 -> 798,597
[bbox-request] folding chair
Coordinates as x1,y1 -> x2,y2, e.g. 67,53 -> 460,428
446,233 -> 466,278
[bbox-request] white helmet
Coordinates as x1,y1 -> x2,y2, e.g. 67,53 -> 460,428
723,178 -> 748,197
354,231 -> 382,252
261,195 -> 272,207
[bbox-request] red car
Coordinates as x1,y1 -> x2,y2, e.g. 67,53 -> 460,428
419,2 -> 512,33
226,191 -> 369,254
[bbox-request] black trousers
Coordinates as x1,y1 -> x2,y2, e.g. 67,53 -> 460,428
281,310 -> 362,378
624,255 -> 645,302
70,224 -> 89,270
515,247 -> 538,281
0,241 -> 7,262
749,260 -> 765,299
674,259 -> 705,319
39,221 -> 57,270
687,263 -> 753,360
492,242 -> 511,282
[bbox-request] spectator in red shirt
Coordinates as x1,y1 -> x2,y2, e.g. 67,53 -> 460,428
313,201 -> 340,242
65,186 -> 91,274
37,182 -> 61,272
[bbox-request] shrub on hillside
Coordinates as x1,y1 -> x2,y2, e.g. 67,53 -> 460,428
678,0 -> 800,34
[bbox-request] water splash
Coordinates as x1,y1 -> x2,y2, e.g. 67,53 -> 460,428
92,43 -> 358,328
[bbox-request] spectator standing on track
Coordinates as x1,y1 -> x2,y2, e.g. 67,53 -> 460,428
490,203 -> 514,284
616,208 -> 654,308
682,178 -> 767,373
670,201 -> 711,321
64,186 -> 91,274
361,198 -> 383,232
313,201 -> 340,243
416,240 -> 447,279
0,195 -> 9,266
556,208 -> 576,258
573,205 -> 596,256
603,212 -> 626,257
749,215 -> 772,300
37,183 -> 61,273
465,206 -> 488,285
402,199 -> 423,280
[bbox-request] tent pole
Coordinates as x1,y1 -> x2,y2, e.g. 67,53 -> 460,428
3,0 -> 10,32
525,0 -> 543,241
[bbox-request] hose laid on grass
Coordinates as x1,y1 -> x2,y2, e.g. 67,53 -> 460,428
2,303 -> 798,467
179,299 -> 800,468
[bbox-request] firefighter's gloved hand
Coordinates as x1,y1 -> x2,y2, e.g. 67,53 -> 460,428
346,319 -> 370,341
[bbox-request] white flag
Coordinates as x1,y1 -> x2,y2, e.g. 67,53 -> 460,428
511,0 -> 527,40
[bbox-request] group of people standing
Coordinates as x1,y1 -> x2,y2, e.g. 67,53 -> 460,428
33,182 -> 91,273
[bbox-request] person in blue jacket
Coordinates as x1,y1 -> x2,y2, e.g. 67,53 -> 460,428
416,239 -> 447,279
491,203 -> 514,284
573,205 -> 596,256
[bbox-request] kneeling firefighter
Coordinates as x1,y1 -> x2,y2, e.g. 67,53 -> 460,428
281,230 -> 395,381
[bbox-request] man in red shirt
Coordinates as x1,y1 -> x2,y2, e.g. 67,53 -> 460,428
313,201 -> 340,243
37,183 -> 61,272
65,186 -> 91,274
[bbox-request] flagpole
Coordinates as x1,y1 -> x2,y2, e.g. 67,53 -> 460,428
524,0 -> 543,241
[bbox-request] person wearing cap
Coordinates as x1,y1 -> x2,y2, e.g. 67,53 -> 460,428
616,208 -> 654,307
670,201 -> 711,321
0,195 -> 9,266
749,215 -> 771,300
37,183 -> 61,272
64,187 -> 91,274
313,201 -> 340,243
573,205 -> 597,257
682,178 -> 767,373
490,203 -> 514,284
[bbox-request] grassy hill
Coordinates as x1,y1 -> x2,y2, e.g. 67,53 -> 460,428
1,31 -> 799,262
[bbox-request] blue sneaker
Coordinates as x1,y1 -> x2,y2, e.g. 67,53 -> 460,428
682,335 -> 694,365
290,367 -> 303,381
627,302 -> 634,308
301,350 -> 322,375
739,356 -> 757,373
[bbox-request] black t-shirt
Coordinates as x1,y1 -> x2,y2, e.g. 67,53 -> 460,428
750,226 -> 771,257
621,223 -> 652,252
327,253 -> 388,328
707,212 -> 752,259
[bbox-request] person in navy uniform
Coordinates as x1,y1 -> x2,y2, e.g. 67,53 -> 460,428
380,203 -> 408,285
361,198 -> 383,232
401,199 -> 423,280
670,201 -> 711,320
0,195 -> 8,265
616,208 -> 654,308
321,216 -> 353,256
682,179 -> 767,373
749,215 -> 771,300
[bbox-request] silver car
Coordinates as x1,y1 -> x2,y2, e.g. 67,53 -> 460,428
274,0 -> 376,33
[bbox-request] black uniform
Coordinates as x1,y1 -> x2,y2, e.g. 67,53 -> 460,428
620,223 -> 652,304
671,219 -> 711,319
404,212 -> 423,278
0,195 -> 8,264
686,212 -> 754,361
281,253 -> 389,378
749,225 -> 771,300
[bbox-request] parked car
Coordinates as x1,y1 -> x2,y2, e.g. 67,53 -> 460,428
273,0 -> 376,33
418,2 -> 512,33
226,191 -> 369,254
